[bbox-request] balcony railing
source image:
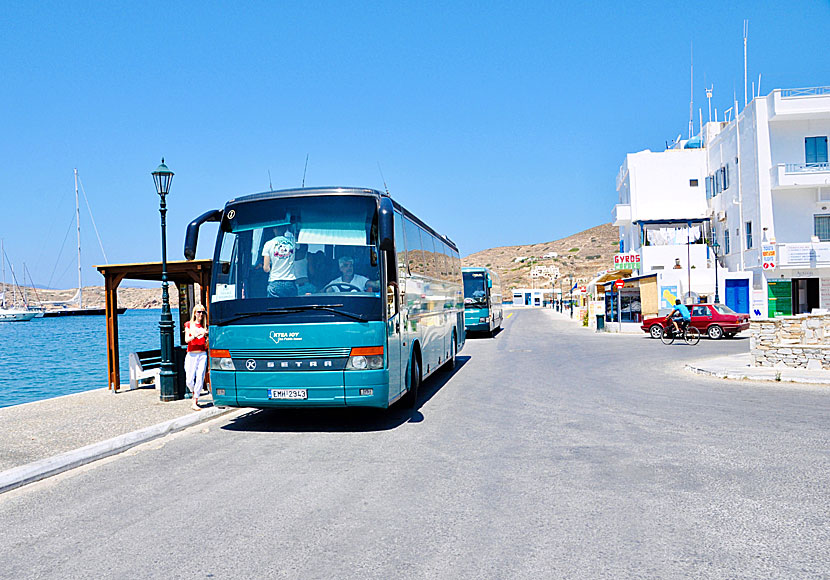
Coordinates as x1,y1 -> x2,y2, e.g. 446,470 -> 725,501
785,162 -> 830,173
780,87 -> 830,98
771,163 -> 830,189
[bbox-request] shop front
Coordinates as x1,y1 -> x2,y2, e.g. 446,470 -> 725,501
600,273 -> 659,332
766,269 -> 828,317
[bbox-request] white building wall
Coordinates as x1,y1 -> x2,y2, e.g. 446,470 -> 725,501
705,87 -> 830,317
626,149 -> 708,224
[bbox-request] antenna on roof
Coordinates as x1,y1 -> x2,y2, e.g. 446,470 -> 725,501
377,162 -> 390,195
706,85 -> 713,123
748,19 -> 749,107
689,42 -> 694,139
757,73 -> 762,98
301,154 -> 309,188
268,169 -> 273,191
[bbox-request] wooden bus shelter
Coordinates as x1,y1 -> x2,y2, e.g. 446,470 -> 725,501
95,260 -> 212,392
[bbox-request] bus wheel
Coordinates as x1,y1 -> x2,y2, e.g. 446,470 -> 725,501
443,334 -> 457,372
401,354 -> 420,408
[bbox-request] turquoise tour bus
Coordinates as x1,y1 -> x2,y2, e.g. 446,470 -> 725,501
462,267 -> 503,336
184,187 -> 464,408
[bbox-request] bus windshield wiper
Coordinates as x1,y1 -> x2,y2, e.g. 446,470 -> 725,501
270,304 -> 368,322
217,304 -> 367,325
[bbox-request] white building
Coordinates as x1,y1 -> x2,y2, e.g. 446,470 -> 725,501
704,87 -> 830,317
612,145 -> 750,322
531,264 -> 559,279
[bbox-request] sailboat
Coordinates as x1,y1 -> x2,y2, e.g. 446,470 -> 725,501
0,240 -> 37,322
41,169 -> 126,317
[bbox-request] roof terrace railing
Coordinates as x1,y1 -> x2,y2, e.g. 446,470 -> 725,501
785,162 -> 830,173
780,86 -> 830,98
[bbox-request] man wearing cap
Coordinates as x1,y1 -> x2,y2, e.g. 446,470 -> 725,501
326,256 -> 370,292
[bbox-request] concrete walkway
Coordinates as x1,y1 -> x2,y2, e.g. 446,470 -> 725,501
0,387 -> 231,493
686,353 -> 830,385
541,307 -> 830,385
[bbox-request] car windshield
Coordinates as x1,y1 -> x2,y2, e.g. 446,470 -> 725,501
463,272 -> 487,306
210,195 -> 383,324
713,304 -> 737,315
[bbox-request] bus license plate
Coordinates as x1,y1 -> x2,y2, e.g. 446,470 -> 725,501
268,389 -> 308,400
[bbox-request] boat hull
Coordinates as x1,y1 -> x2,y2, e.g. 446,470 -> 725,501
0,310 -> 38,322
42,307 -> 127,318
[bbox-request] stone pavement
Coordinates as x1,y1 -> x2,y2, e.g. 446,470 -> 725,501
0,386 -> 231,493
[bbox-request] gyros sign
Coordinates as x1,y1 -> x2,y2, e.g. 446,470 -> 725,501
613,253 -> 641,270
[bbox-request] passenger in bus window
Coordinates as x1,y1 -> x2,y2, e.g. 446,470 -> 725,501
262,225 -> 298,297
326,256 -> 369,292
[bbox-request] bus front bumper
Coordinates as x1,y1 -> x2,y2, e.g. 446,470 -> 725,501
209,369 -> 391,408
464,310 -> 491,332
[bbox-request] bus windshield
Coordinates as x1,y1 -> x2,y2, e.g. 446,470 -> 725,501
210,195 -> 383,324
463,271 -> 487,307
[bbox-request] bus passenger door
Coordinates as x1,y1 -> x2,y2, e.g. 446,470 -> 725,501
386,282 -> 403,401
386,211 -> 407,401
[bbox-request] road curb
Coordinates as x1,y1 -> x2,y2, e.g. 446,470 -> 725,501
685,363 -> 830,385
0,406 -> 232,494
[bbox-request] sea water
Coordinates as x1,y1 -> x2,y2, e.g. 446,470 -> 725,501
0,309 -> 179,408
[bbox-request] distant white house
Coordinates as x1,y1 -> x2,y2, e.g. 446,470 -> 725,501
531,265 -> 559,279
542,251 -> 558,259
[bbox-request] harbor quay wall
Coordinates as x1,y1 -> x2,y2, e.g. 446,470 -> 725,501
750,313 -> 830,370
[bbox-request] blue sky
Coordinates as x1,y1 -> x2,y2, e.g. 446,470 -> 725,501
1,1 -> 829,288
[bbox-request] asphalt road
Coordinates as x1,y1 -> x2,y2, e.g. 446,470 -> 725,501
1,309 -> 828,579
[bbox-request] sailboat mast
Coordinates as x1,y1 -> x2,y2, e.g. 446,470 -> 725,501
75,168 -> 82,309
1,239 -> 5,309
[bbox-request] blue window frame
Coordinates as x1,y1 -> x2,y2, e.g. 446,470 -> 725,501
806,137 -> 828,166
745,221 -> 753,249
815,214 -> 830,242
724,229 -> 730,254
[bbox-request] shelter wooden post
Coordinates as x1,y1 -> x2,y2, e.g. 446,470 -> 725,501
101,270 -> 126,391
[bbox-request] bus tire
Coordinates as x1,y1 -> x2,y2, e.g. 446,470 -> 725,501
401,353 -> 421,408
443,333 -> 457,372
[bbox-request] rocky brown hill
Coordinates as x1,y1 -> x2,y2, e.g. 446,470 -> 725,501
462,223 -> 618,290
11,285 -> 182,311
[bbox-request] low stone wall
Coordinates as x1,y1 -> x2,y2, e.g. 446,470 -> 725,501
750,314 -> 830,369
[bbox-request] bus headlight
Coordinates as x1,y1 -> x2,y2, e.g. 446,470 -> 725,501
479,316 -> 490,323
209,349 -> 234,371
345,346 -> 384,370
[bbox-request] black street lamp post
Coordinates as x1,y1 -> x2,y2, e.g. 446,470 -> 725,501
569,274 -> 574,318
711,240 -> 721,304
152,159 -> 177,402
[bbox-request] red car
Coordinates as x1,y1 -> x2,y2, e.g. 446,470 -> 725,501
641,303 -> 750,340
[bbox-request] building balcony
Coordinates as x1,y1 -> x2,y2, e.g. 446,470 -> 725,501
612,204 -> 631,226
776,241 -> 830,268
640,244 -> 710,273
770,87 -> 830,121
771,163 -> 830,190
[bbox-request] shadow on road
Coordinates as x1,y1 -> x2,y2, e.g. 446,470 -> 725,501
466,326 -> 504,339
220,355 -> 471,433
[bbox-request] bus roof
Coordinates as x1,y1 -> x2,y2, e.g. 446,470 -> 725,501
226,186 -> 458,252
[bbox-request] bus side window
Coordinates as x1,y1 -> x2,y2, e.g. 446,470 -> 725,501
404,218 -> 424,276
394,212 -> 406,280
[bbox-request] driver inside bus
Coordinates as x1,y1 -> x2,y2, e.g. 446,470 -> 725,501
326,256 -> 370,292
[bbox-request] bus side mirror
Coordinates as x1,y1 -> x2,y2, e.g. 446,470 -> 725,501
488,278 -> 493,288
184,209 -> 222,260
378,197 -> 394,252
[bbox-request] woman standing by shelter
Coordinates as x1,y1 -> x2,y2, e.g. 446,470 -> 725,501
184,304 -> 209,411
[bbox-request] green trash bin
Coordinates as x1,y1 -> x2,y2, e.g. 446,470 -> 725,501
596,314 -> 605,332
